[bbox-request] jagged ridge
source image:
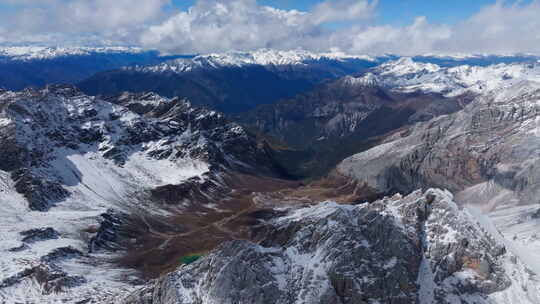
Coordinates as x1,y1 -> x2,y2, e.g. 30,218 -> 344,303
122,189 -> 539,304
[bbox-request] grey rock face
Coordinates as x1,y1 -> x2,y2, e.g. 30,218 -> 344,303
1,245 -> 86,297
20,227 -> 60,243
0,86 -> 280,211
89,209 -> 128,253
0,263 -> 86,294
337,81 -> 540,207
12,168 -> 70,211
40,246 -> 83,263
121,189 -> 517,304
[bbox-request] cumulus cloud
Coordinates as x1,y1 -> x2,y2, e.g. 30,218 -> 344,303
0,0 -> 169,45
139,0 -> 540,55
348,0 -> 540,55
1,0 -> 540,55
325,17 -> 452,55
440,1 -> 540,54
140,0 -> 376,53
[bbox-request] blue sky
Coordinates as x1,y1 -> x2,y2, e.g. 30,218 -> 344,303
375,0 -> 499,25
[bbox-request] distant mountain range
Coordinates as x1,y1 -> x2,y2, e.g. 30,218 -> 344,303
78,49 -> 380,113
1,46 -> 539,112
237,57 -> 540,177
0,46 -> 183,91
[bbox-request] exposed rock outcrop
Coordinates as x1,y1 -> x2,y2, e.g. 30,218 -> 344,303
337,81 -> 540,207
121,189 -> 533,304
20,227 -> 60,243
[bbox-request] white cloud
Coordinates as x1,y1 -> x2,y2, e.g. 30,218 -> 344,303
139,0 -> 540,55
2,0 -> 540,55
0,0 -> 170,45
310,0 -> 377,24
440,1 -> 540,54
140,0 -> 378,54
320,16 -> 452,56
343,0 -> 540,55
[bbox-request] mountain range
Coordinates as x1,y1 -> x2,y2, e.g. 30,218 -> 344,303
0,47 -> 183,91
1,48 -> 540,303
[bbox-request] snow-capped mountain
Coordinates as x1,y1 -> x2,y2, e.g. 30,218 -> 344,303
337,79 -> 540,203
78,51 -> 540,114
353,57 -> 540,97
132,51 -> 540,74
333,78 -> 540,303
413,53 -> 540,68
121,189 -> 540,304
127,49 -> 376,74
0,46 -> 146,61
238,57 -> 540,166
104,56 -> 540,304
79,49 -> 381,113
0,85 -> 283,303
0,47 -> 177,91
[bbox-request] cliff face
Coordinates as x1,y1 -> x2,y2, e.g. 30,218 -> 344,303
337,81 -> 540,207
122,189 -> 538,304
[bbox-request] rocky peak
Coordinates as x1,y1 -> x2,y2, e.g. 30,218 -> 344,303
0,87 -> 277,211
121,189 -> 534,304
337,80 -> 540,206
379,57 -> 442,76
0,46 -> 146,61
0,86 -> 290,302
362,58 -> 540,98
